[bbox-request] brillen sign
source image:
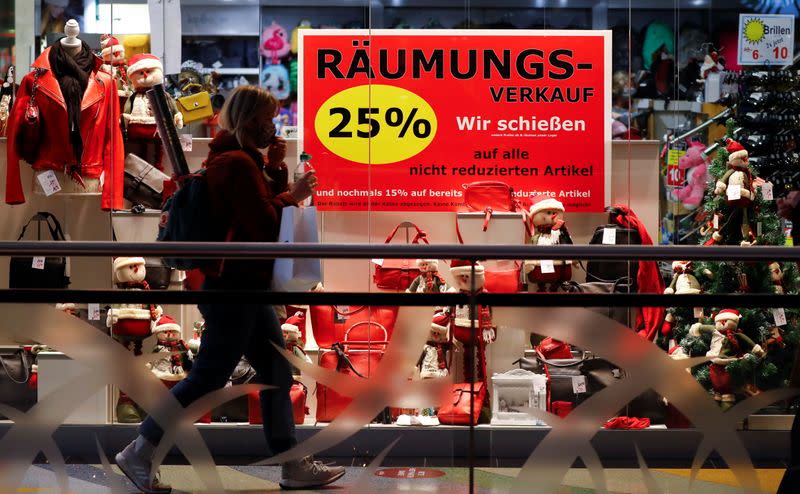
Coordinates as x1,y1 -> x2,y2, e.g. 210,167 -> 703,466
299,30 -> 611,212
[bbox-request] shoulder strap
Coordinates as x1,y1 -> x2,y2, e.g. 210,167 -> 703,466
17,212 -> 65,241
384,222 -> 426,244
332,343 -> 366,378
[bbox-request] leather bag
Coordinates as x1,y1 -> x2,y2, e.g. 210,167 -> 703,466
144,257 -> 173,290
249,380 -> 308,425
561,278 -> 634,326
176,87 -> 213,124
124,153 -> 170,209
372,222 -> 429,291
537,351 -> 621,411
16,68 -> 43,164
437,382 -> 487,425
309,305 -> 398,349
0,348 -> 36,418
9,212 -> 70,289
483,261 -> 523,293
585,224 -> 641,287
315,322 -> 387,423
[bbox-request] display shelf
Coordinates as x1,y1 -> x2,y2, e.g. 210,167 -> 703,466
203,67 -> 260,75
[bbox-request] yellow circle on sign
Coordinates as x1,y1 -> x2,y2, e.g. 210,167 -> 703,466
315,84 -> 438,165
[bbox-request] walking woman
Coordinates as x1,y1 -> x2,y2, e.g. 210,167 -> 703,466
115,86 -> 344,493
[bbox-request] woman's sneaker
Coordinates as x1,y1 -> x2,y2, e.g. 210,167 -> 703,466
114,440 -> 172,494
280,456 -> 345,490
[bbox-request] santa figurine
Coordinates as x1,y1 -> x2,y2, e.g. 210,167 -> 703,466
769,262 -> 785,295
123,53 -> 183,170
417,312 -> 451,380
282,311 -> 312,375
698,50 -> 724,81
188,319 -> 204,358
446,259 -> 495,384
664,261 -> 702,294
406,259 -> 447,294
523,197 -> 573,292
711,139 -> 757,246
99,34 -> 130,99
147,315 -> 192,387
689,309 -> 765,411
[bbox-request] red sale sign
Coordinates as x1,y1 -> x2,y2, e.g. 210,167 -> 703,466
299,30 -> 611,212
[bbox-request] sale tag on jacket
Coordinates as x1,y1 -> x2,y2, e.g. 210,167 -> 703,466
540,260 -> 555,274
37,170 -> 62,196
602,228 -> 617,245
31,257 -> 45,270
727,184 -> 742,200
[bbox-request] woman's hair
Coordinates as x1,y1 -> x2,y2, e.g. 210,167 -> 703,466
218,86 -> 279,148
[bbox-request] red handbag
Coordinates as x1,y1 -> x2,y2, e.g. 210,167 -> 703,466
437,382 -> 487,425
16,68 -> 43,164
372,222 -> 429,291
483,261 -> 522,293
536,337 -> 572,360
248,380 -> 308,425
461,181 -> 527,233
309,305 -> 398,349
315,322 -> 388,422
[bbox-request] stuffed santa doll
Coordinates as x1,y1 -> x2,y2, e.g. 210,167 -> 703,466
690,309 -> 765,411
418,312 -> 451,380
99,34 -> 130,99
710,139 -> 757,246
664,261 -> 702,294
769,262 -> 785,294
406,259 -> 448,294
282,311 -> 312,375
147,315 -> 192,387
123,53 -> 183,170
524,197 -> 573,292
446,259 -> 495,383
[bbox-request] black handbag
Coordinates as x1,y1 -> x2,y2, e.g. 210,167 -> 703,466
0,348 -> 36,418
538,351 -> 621,408
212,357 -> 256,423
585,224 -> 641,287
124,153 -> 169,209
561,278 -> 634,327
9,212 -> 70,289
144,257 -> 173,290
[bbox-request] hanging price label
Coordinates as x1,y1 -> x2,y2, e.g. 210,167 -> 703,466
37,170 -> 62,196
88,303 -> 101,321
540,260 -> 555,274
602,228 -> 617,245
773,308 -> 787,327
572,375 -> 587,394
179,134 -> 193,152
713,214 -> 720,229
727,184 -> 742,200
31,257 -> 46,270
761,181 -> 774,200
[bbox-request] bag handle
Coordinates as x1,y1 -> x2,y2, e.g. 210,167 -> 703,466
451,384 -> 483,406
332,305 -> 367,317
343,320 -> 389,348
384,222 -> 428,245
0,350 -> 30,384
331,343 -> 366,378
535,348 -> 588,368
17,212 -> 66,241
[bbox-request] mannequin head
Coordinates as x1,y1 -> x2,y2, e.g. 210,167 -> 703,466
60,19 -> 82,56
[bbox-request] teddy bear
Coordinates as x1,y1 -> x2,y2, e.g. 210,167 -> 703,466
123,53 -> 183,170
523,196 -> 573,292
672,141 -> 709,210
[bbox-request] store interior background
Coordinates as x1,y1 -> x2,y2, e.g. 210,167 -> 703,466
0,0 -> 797,471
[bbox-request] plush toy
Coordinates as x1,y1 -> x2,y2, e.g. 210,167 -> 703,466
769,262 -> 785,294
523,197 -> 573,292
689,309 -> 765,410
710,139 -> 757,246
418,312 -> 451,379
260,21 -> 290,61
261,63 -> 291,100
446,260 -> 495,384
282,311 -> 312,375
406,259 -> 448,294
100,34 -> 130,98
699,50 -> 724,81
672,141 -> 709,210
290,20 -> 312,54
188,319 -> 204,357
147,315 -> 192,386
664,261 -> 702,294
123,53 -> 183,170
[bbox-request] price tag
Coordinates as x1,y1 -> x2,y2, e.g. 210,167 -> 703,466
540,260 -> 555,274
694,307 -> 704,318
666,163 -> 686,187
667,149 -> 686,166
738,14 -> 795,65
31,257 -> 45,270
179,134 -> 193,152
761,181 -> 774,200
602,228 -> 617,245
88,303 -> 101,321
572,375 -> 587,394
773,308 -> 787,327
37,170 -> 62,196
727,184 -> 742,200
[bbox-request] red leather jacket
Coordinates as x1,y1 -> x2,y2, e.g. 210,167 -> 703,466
5,47 -> 124,209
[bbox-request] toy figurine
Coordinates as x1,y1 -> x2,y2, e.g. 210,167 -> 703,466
764,326 -> 785,353
710,139 -> 757,246
664,261 -> 703,294
282,311 -> 312,375
99,34 -> 130,99
147,315 -> 192,387
689,309 -> 765,411
769,262 -> 785,294
188,320 -> 204,357
418,312 -> 451,380
406,259 -> 448,294
698,49 -> 724,81
123,53 -> 183,170
524,197 -> 573,292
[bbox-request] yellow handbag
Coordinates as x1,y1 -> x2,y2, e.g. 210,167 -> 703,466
176,84 -> 213,124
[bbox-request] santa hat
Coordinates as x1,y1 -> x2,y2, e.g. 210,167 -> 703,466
431,311 -> 450,333
113,257 -> 145,272
449,259 -> 484,277
714,308 -> 741,323
281,311 -> 305,336
417,259 -> 439,271
726,138 -> 748,163
101,36 -> 124,57
529,196 -> 565,216
127,54 -> 162,77
153,315 -> 180,334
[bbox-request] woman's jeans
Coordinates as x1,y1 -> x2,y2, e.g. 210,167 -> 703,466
138,290 -> 297,456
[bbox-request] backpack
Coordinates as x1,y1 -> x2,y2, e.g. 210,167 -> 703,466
157,169 -> 217,270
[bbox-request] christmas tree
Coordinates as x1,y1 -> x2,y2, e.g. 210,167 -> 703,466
664,119 -> 800,409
